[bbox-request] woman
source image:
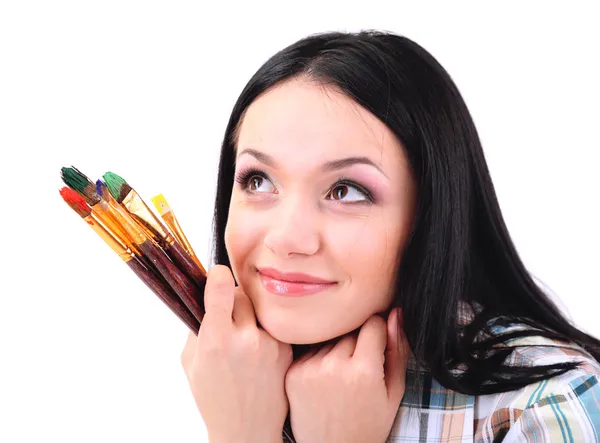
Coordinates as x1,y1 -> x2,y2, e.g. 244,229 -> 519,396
181,30 -> 600,442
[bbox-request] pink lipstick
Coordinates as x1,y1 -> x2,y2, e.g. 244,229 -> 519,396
257,267 -> 336,296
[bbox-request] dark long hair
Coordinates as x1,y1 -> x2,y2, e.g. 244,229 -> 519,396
210,29 -> 600,438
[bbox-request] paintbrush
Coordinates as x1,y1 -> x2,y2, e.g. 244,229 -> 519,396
59,187 -> 200,333
101,172 -> 207,303
60,167 -> 142,256
150,193 -> 206,274
61,166 -> 205,324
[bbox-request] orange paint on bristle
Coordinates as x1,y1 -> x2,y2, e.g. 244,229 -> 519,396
60,187 -> 91,216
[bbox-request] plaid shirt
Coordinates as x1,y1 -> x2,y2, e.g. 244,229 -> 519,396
387,324 -> 600,442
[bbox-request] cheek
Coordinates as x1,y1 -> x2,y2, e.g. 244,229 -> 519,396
224,203 -> 263,278
328,213 -> 405,301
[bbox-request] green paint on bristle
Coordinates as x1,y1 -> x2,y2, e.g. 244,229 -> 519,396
61,167 -> 89,194
103,172 -> 126,200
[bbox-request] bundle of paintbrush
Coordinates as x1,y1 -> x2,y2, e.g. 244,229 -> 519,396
59,166 -> 206,334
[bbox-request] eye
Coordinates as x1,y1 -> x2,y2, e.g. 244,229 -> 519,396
247,175 -> 275,193
235,168 -> 276,194
327,180 -> 373,203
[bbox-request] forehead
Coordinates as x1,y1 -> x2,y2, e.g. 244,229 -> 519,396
236,78 -> 402,166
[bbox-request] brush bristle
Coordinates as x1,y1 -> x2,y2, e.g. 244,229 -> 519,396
151,194 -> 172,215
61,166 -> 90,194
103,171 -> 131,202
61,166 -> 101,205
96,180 -> 110,202
60,187 -> 91,218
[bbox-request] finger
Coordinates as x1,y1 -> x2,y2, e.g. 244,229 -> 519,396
314,341 -> 336,360
202,265 -> 235,328
331,332 -> 358,358
180,330 -> 197,379
293,345 -> 321,365
232,286 -> 257,329
293,347 -> 319,365
353,315 -> 387,363
385,308 -> 410,402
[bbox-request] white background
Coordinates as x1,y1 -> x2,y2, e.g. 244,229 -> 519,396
1,1 -> 598,442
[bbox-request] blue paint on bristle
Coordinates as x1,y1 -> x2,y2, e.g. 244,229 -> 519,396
96,179 -> 105,196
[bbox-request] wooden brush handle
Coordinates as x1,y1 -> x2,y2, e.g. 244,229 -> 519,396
165,241 -> 207,313
139,240 -> 205,324
127,256 -> 200,334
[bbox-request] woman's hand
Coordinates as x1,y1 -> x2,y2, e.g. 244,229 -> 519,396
285,308 -> 409,443
181,265 -> 293,443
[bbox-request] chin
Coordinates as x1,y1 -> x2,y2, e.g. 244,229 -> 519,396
255,311 -> 350,345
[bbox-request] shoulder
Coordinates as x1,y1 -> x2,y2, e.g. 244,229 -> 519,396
474,334 -> 600,442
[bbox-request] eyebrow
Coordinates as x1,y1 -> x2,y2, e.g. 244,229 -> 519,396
237,148 -> 389,179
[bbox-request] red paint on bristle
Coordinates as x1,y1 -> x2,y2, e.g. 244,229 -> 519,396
60,187 -> 90,214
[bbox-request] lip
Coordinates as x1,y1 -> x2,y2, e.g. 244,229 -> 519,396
257,267 -> 337,296
257,267 -> 335,284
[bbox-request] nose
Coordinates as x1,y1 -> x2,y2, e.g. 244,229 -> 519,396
263,196 -> 320,258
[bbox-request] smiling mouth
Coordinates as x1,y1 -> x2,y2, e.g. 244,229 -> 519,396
256,267 -> 337,296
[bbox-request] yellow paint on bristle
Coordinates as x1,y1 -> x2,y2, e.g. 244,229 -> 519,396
151,192 -> 205,273
151,194 -> 172,215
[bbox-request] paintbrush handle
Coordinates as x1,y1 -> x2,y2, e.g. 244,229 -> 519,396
139,240 -> 205,324
126,256 -> 200,334
165,241 -> 207,312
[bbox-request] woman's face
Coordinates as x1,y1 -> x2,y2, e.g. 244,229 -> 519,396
224,77 -> 416,344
